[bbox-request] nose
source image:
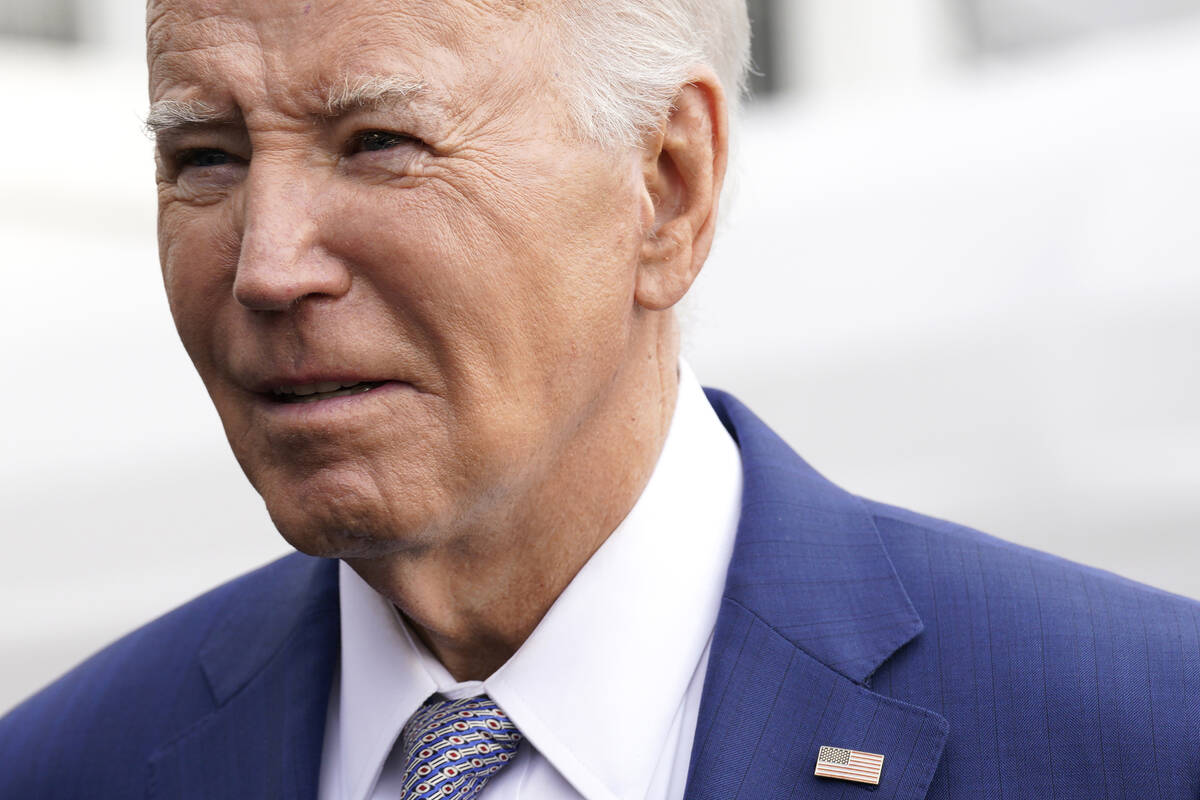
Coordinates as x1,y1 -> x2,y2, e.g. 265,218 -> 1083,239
232,164 -> 351,311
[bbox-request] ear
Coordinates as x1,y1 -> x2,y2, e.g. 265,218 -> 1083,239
635,71 -> 729,311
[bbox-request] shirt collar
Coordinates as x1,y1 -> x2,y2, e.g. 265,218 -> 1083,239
335,361 -> 743,800
335,561 -> 438,800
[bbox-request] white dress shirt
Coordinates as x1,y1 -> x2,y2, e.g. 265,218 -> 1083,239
318,362 -> 743,800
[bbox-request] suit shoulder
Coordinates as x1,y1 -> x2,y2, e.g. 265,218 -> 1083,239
864,497 -> 1200,732
863,497 -> 1200,617
860,501 -> 1200,794
0,553 -> 321,798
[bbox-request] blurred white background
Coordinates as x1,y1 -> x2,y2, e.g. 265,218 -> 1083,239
1,0 -> 1198,715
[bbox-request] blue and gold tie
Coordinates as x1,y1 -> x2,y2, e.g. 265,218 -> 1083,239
400,695 -> 523,799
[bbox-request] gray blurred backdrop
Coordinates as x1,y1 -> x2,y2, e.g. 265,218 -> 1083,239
2,0 -> 1198,715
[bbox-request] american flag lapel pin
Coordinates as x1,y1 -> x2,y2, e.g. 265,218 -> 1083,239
814,745 -> 885,785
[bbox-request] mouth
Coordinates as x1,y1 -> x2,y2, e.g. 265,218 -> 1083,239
269,380 -> 388,404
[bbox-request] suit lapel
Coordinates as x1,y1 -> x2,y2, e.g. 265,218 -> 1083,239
686,391 -> 949,799
147,555 -> 340,800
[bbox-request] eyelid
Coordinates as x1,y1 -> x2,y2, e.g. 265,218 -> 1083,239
331,108 -> 438,148
157,126 -> 248,156
347,129 -> 423,152
173,147 -> 245,169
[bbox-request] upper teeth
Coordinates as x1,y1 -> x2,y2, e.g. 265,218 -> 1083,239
273,381 -> 363,397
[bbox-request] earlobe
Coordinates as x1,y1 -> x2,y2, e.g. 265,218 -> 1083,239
635,73 -> 728,312
638,225 -> 695,312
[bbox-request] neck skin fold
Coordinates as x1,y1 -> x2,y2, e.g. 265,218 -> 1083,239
345,315 -> 681,681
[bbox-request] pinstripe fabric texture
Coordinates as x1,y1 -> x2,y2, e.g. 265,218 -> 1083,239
1,389 -> 1197,800
0,553 -> 341,799
687,390 -> 1200,799
870,504 -> 1200,799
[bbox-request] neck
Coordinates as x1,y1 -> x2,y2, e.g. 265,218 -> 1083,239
346,324 -> 680,681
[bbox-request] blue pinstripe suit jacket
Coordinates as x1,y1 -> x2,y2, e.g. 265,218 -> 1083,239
2,390 -> 1197,798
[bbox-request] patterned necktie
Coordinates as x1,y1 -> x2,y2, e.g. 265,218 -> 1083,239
400,695 -> 523,799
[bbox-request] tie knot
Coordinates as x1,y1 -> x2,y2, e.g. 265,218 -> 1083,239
400,695 -> 522,799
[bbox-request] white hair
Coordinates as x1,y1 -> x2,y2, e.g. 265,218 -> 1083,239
546,1 -> 752,148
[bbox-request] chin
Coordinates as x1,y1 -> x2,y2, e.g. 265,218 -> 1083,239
258,477 -> 446,560
241,437 -> 510,560
267,505 -> 400,559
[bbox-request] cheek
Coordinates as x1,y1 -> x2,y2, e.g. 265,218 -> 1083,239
158,205 -> 239,368
325,186 -> 535,360
518,173 -> 645,348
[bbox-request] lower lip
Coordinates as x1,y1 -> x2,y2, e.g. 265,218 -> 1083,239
253,380 -> 414,419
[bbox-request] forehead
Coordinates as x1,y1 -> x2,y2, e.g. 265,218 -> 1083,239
146,0 -> 547,105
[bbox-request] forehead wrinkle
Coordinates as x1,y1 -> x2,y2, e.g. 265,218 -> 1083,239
147,5 -> 258,76
146,0 -> 550,136
465,0 -> 548,19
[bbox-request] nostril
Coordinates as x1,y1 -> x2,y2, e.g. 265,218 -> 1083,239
233,273 -> 308,311
232,184 -> 350,310
232,243 -> 351,311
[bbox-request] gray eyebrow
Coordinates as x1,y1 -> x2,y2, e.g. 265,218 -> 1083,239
145,99 -> 239,136
144,75 -> 429,138
322,74 -> 429,117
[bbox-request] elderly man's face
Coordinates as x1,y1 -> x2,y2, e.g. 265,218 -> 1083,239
148,0 -> 651,555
